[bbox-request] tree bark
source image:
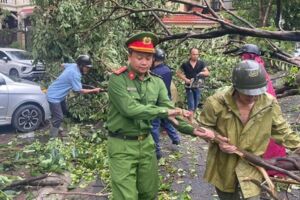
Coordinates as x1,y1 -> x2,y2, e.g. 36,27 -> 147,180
262,0 -> 273,27
258,0 -> 265,27
275,0 -> 282,29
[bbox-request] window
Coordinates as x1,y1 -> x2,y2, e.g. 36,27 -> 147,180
0,51 -> 8,60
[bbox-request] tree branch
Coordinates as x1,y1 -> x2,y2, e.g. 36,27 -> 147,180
218,0 -> 297,65
262,0 -> 273,27
159,29 -> 231,43
139,0 -> 172,36
275,0 -> 283,30
3,174 -> 49,190
203,0 -> 220,20
168,0 -> 206,9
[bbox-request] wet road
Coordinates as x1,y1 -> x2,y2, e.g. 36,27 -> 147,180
0,125 -> 16,134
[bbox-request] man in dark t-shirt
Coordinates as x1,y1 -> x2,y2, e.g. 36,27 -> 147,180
176,48 -> 209,122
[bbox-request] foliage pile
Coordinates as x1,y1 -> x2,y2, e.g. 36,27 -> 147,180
0,125 -> 110,198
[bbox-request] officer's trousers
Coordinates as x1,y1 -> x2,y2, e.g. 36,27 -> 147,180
108,135 -> 158,200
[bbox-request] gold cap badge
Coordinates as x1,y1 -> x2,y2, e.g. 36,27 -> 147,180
143,37 -> 152,45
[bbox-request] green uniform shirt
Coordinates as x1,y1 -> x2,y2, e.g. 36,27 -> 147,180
200,87 -> 300,198
107,67 -> 194,136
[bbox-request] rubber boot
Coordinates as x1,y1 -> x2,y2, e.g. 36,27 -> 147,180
50,127 -> 59,138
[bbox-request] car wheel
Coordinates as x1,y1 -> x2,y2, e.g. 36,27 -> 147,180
9,69 -> 19,78
12,104 -> 43,132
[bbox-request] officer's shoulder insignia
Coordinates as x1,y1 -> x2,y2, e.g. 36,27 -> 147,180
113,66 -> 128,75
150,71 -> 162,79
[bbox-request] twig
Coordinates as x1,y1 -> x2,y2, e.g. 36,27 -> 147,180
244,178 -> 280,200
46,191 -> 110,197
139,0 -> 172,36
255,166 -> 276,197
270,177 -> 300,185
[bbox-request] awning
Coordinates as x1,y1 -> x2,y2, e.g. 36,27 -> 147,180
18,7 -> 34,18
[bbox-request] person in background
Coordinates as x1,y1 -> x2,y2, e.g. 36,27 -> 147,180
47,55 -> 102,137
200,60 -> 300,200
237,44 -> 286,177
150,48 -> 180,159
176,47 -> 210,122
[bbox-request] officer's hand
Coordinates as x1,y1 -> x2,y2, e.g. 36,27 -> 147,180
193,127 -> 215,140
173,108 -> 192,118
218,142 -> 237,154
181,109 -> 192,118
168,116 -> 178,126
168,109 -> 181,117
167,109 -> 182,126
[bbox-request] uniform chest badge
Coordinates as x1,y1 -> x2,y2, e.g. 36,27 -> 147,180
128,71 -> 136,80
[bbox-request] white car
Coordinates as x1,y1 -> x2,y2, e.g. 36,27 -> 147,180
294,49 -> 300,57
0,73 -> 51,132
0,48 -> 45,80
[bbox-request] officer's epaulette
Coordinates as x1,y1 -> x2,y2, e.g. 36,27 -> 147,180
113,66 -> 128,75
150,71 -> 163,79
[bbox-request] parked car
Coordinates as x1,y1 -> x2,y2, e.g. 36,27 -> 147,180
293,48 -> 300,57
0,72 -> 51,132
0,48 -> 45,80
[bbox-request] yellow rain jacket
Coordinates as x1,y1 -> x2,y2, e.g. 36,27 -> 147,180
200,87 -> 300,198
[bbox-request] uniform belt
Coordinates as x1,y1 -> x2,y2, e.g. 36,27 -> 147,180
108,132 -> 149,141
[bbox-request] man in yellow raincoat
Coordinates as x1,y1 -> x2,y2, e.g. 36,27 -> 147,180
200,60 -> 300,200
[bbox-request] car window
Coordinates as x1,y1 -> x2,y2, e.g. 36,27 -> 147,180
6,51 -> 32,60
0,51 -> 8,59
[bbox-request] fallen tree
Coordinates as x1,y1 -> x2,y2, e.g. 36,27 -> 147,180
109,0 -> 300,66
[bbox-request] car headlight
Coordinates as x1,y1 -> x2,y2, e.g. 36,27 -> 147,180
21,66 -> 28,72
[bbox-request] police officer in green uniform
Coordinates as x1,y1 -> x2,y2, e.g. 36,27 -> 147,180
107,32 -> 217,200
